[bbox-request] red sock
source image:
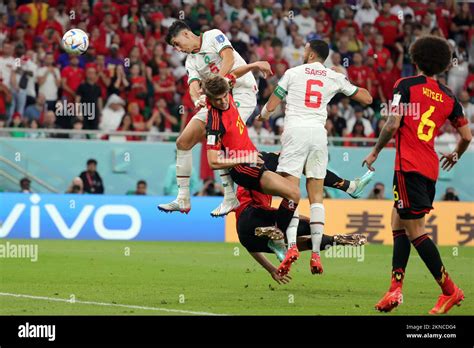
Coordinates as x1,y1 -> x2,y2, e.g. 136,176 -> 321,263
438,267 -> 455,296
389,268 -> 405,291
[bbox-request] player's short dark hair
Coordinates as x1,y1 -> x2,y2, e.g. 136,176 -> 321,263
137,180 -> 147,186
202,75 -> 229,99
409,36 -> 452,76
165,20 -> 191,45
308,39 -> 329,61
87,159 -> 97,166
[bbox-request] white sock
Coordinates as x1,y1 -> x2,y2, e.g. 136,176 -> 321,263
310,203 -> 325,254
219,169 -> 236,198
346,181 -> 356,194
286,210 -> 299,248
176,149 -> 192,199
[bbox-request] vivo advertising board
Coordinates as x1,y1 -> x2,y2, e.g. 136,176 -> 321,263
0,193 -> 225,241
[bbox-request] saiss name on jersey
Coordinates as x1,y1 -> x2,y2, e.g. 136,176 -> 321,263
185,29 -> 257,94
275,61 -> 358,129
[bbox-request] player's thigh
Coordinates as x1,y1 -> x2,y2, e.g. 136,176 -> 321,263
260,170 -> 300,202
390,207 -> 406,231
305,127 -> 328,180
234,92 -> 257,123
277,129 -> 309,179
176,117 -> 206,150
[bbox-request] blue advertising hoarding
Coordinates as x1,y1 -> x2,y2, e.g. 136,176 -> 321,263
0,193 -> 225,241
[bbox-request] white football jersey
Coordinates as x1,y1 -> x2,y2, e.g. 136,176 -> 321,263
276,61 -> 358,129
185,29 -> 257,94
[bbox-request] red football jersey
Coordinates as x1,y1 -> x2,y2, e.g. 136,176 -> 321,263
205,94 -> 257,155
235,186 -> 273,222
392,75 -> 468,181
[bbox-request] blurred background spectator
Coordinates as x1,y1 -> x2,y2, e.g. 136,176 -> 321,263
79,158 -> 104,194
442,187 -> 460,201
367,182 -> 386,199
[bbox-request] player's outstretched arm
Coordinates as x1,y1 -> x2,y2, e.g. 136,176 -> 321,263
249,252 -> 292,284
257,94 -> 282,121
350,87 -> 373,106
218,47 -> 235,78
207,149 -> 264,170
230,61 -> 273,80
362,114 -> 401,171
440,124 -> 472,171
189,80 -> 206,108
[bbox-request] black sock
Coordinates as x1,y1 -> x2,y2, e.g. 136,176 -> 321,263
324,170 -> 350,192
276,198 -> 298,233
390,229 -> 411,290
412,234 -> 443,280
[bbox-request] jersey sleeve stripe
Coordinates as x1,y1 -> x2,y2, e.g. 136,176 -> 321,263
218,45 -> 233,55
348,86 -> 359,97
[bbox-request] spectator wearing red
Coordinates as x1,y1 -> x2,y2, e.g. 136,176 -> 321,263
347,52 -> 372,93
92,0 -> 121,25
0,76 -> 12,119
315,6 -> 333,37
344,120 -> 372,147
463,64 -> 474,98
93,55 -> 111,99
374,2 -> 401,47
435,1 -> 454,38
128,101 -> 145,131
152,66 -> 176,105
378,43 -> 404,103
127,63 -> 147,111
116,114 -> 140,141
11,26 -> 34,51
120,22 -> 146,57
268,39 -> 289,73
378,57 -> 402,103
98,13 -> 120,49
35,7 -> 63,37
61,55 -> 84,102
408,0 -> 428,22
365,56 -> 379,99
366,34 -> 391,71
151,98 -> 178,133
335,7 -> 360,37
147,12 -> 164,41
88,27 -> 108,56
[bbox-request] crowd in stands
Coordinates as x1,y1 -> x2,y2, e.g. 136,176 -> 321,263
0,0 -> 471,146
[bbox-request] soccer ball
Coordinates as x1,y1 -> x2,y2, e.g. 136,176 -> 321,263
62,29 -> 89,55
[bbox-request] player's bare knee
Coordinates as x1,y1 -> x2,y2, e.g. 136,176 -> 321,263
176,134 -> 192,151
289,186 -> 300,203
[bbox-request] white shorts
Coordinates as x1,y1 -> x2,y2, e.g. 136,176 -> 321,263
192,91 -> 257,123
277,126 -> 328,179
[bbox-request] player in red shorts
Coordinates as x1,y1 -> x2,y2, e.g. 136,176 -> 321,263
203,74 -> 300,243
363,36 -> 472,315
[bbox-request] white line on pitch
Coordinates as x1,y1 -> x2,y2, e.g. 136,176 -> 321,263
0,292 -> 227,316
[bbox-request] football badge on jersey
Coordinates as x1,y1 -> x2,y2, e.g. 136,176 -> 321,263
207,134 -> 217,146
216,35 -> 225,43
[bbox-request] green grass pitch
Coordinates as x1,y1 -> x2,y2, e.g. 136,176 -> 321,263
0,240 -> 472,315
